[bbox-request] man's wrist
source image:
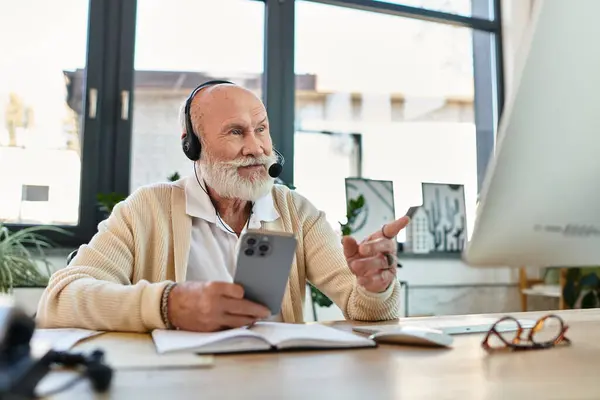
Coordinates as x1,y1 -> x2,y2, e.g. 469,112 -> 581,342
357,279 -> 395,299
161,282 -> 178,329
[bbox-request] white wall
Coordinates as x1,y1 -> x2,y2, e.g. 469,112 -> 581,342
396,257 -> 518,286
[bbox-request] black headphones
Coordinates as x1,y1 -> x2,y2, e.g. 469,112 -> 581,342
43,349 -> 113,394
0,306 -> 113,398
181,80 -> 285,178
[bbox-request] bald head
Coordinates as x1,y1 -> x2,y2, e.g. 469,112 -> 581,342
186,84 -> 266,139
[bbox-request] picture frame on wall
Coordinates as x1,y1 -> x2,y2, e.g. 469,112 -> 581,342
405,182 -> 467,254
344,178 -> 395,243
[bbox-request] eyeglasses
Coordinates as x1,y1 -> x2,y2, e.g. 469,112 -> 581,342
481,314 -> 571,351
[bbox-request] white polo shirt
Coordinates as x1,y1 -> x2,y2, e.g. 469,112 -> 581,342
185,176 -> 280,282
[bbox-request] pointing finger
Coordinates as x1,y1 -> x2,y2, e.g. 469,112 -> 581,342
379,216 -> 410,240
342,236 -> 359,259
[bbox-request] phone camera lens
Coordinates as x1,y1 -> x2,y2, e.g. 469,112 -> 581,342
258,244 -> 269,253
244,248 -> 254,256
247,237 -> 257,246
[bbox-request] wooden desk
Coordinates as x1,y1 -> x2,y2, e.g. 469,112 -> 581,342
48,309 -> 600,400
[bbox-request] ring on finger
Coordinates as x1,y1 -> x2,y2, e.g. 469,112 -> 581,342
384,252 -> 395,267
381,224 -> 394,240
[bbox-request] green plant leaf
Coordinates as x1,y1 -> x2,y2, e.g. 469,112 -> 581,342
566,268 -> 581,283
562,278 -> 579,309
167,172 -> 180,181
310,284 -> 333,308
581,291 -> 599,309
339,194 -> 365,238
97,192 -> 127,214
580,273 -> 600,288
0,223 -> 64,291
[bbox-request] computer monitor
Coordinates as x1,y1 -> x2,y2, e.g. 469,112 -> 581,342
463,0 -> 600,268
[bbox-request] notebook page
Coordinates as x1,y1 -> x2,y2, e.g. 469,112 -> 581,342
250,322 -> 375,349
152,327 -> 268,354
72,332 -> 214,369
31,328 -> 103,356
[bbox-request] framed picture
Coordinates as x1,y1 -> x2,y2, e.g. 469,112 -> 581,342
418,182 -> 467,252
344,178 -> 395,242
404,205 -> 432,254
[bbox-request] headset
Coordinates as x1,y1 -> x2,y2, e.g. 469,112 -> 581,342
0,305 -> 113,399
181,80 -> 285,178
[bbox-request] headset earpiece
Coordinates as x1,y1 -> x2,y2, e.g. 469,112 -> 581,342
182,79 -> 235,161
182,132 -> 200,161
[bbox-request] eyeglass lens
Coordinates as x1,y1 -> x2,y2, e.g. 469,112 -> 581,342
485,317 -> 523,349
529,315 -> 564,345
485,315 -> 567,350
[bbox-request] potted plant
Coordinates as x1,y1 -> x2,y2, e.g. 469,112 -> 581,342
96,192 -> 127,218
306,194 -> 366,319
96,173 -> 182,218
563,267 -> 600,309
0,224 -> 66,291
0,223 -> 67,314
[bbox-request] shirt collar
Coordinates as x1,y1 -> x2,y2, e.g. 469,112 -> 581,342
185,175 -> 216,223
184,175 -> 280,227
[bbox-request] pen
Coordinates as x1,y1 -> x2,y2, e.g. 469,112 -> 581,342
244,321 -> 257,329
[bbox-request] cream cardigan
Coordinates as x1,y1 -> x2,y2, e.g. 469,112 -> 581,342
36,179 -> 400,332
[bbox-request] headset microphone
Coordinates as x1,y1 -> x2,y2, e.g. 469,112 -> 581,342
268,149 -> 285,178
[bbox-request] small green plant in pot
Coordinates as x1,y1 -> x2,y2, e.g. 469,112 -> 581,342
97,173 -> 181,217
0,224 -> 66,293
563,267 -> 600,309
312,194 -> 366,314
308,194 -> 366,312
96,192 -> 127,217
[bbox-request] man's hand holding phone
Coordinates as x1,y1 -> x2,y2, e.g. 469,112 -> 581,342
167,281 -> 271,332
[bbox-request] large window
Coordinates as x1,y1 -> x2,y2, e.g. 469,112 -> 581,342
0,1 -> 89,226
129,0 -> 265,191
294,1 -> 485,240
1,0 -> 502,248
294,130 -> 361,229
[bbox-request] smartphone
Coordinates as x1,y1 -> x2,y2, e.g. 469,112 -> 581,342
233,230 -> 297,315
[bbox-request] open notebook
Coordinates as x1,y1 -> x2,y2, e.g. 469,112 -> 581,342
152,322 -> 376,354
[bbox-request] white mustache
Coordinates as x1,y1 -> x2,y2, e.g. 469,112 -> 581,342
220,154 -> 277,168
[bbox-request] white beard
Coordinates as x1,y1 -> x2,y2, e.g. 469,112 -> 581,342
198,151 -> 277,201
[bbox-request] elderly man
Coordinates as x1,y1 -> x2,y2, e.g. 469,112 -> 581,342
36,80 -> 409,333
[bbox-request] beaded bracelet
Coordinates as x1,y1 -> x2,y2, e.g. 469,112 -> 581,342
161,282 -> 178,330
